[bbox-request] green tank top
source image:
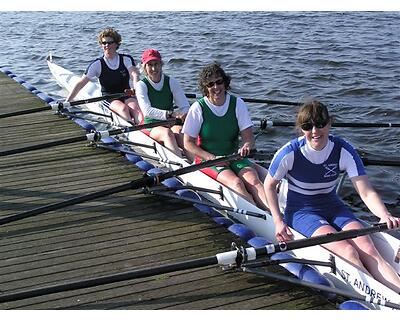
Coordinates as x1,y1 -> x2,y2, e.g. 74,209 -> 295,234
143,75 -> 173,124
198,95 -> 239,156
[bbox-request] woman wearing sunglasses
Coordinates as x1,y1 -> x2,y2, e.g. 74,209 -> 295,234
264,100 -> 400,292
66,27 -> 143,125
136,49 -> 190,158
182,63 -> 268,210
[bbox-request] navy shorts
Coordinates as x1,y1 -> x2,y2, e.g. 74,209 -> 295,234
284,204 -> 359,237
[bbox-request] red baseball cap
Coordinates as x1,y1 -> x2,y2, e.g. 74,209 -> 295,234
141,49 -> 162,64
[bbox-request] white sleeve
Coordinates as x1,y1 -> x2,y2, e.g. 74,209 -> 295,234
169,76 -> 190,113
123,56 -> 134,69
136,80 -> 168,120
268,143 -> 294,181
182,102 -> 203,138
85,60 -> 101,80
235,97 -> 253,131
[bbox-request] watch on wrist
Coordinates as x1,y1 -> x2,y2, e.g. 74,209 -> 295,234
167,110 -> 173,118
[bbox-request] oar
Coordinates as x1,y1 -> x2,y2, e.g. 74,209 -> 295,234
253,151 -> 400,167
185,93 -> 301,106
0,152 -> 248,226
0,92 -> 129,119
260,119 -> 400,129
0,118 -> 182,157
147,190 -> 267,219
0,223 -> 394,305
361,157 -> 400,167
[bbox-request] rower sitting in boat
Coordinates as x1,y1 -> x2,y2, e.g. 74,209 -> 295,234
136,49 -> 190,159
182,63 -> 268,210
264,100 -> 400,293
66,27 -> 143,125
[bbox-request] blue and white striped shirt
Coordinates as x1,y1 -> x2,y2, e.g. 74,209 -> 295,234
269,135 -> 365,211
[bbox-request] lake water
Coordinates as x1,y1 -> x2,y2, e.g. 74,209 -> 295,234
0,11 -> 399,216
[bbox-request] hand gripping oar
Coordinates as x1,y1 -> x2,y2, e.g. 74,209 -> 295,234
0,152 -> 250,226
0,92 -> 129,119
0,222 -> 397,309
185,93 -> 301,106
0,118 -> 182,157
260,119 -> 400,129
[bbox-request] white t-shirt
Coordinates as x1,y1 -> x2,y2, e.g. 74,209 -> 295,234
85,55 -> 135,80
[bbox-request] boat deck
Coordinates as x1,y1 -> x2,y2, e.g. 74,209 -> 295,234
0,72 -> 335,310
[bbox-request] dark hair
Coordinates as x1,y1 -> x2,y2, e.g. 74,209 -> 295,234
296,100 -> 332,128
98,27 -> 122,49
198,63 -> 231,97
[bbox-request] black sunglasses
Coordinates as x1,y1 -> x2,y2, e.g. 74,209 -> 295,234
206,78 -> 224,88
300,119 -> 329,131
101,41 -> 115,45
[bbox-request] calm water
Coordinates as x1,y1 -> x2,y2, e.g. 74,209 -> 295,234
0,11 -> 399,215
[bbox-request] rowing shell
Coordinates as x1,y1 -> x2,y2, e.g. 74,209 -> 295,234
47,57 -> 400,309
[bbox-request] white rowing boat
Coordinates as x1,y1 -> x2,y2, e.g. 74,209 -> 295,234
47,57 -> 400,310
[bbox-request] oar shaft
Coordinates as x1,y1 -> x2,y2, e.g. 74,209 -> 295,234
0,179 -> 154,226
0,106 -> 51,119
0,256 -> 218,303
0,93 -> 128,119
0,118 -> 182,157
255,223 -> 389,256
261,120 -> 400,129
108,118 -> 182,136
0,135 -> 87,157
150,191 -> 266,219
0,223 -> 390,303
185,93 -> 301,106
362,158 -> 400,167
0,154 -> 244,226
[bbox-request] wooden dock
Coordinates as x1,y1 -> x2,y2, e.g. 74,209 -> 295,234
0,71 -> 335,310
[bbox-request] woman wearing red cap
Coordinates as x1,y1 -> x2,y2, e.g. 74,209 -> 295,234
182,63 -> 268,210
66,27 -> 143,125
136,49 -> 190,158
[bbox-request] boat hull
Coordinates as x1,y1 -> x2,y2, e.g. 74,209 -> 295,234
47,58 -> 400,309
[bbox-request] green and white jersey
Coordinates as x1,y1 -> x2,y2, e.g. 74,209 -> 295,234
182,93 -> 253,155
136,73 -> 190,122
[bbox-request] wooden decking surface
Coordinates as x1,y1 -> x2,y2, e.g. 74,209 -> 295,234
0,72 -> 335,310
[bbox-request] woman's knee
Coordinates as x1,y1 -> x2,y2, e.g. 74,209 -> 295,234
229,176 -> 247,192
240,168 -> 262,187
339,241 -> 361,261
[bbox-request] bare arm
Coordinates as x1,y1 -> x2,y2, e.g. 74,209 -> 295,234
66,75 -> 90,102
129,65 -> 140,88
351,175 -> 400,229
264,174 -> 293,241
183,135 -> 215,161
239,126 -> 255,157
